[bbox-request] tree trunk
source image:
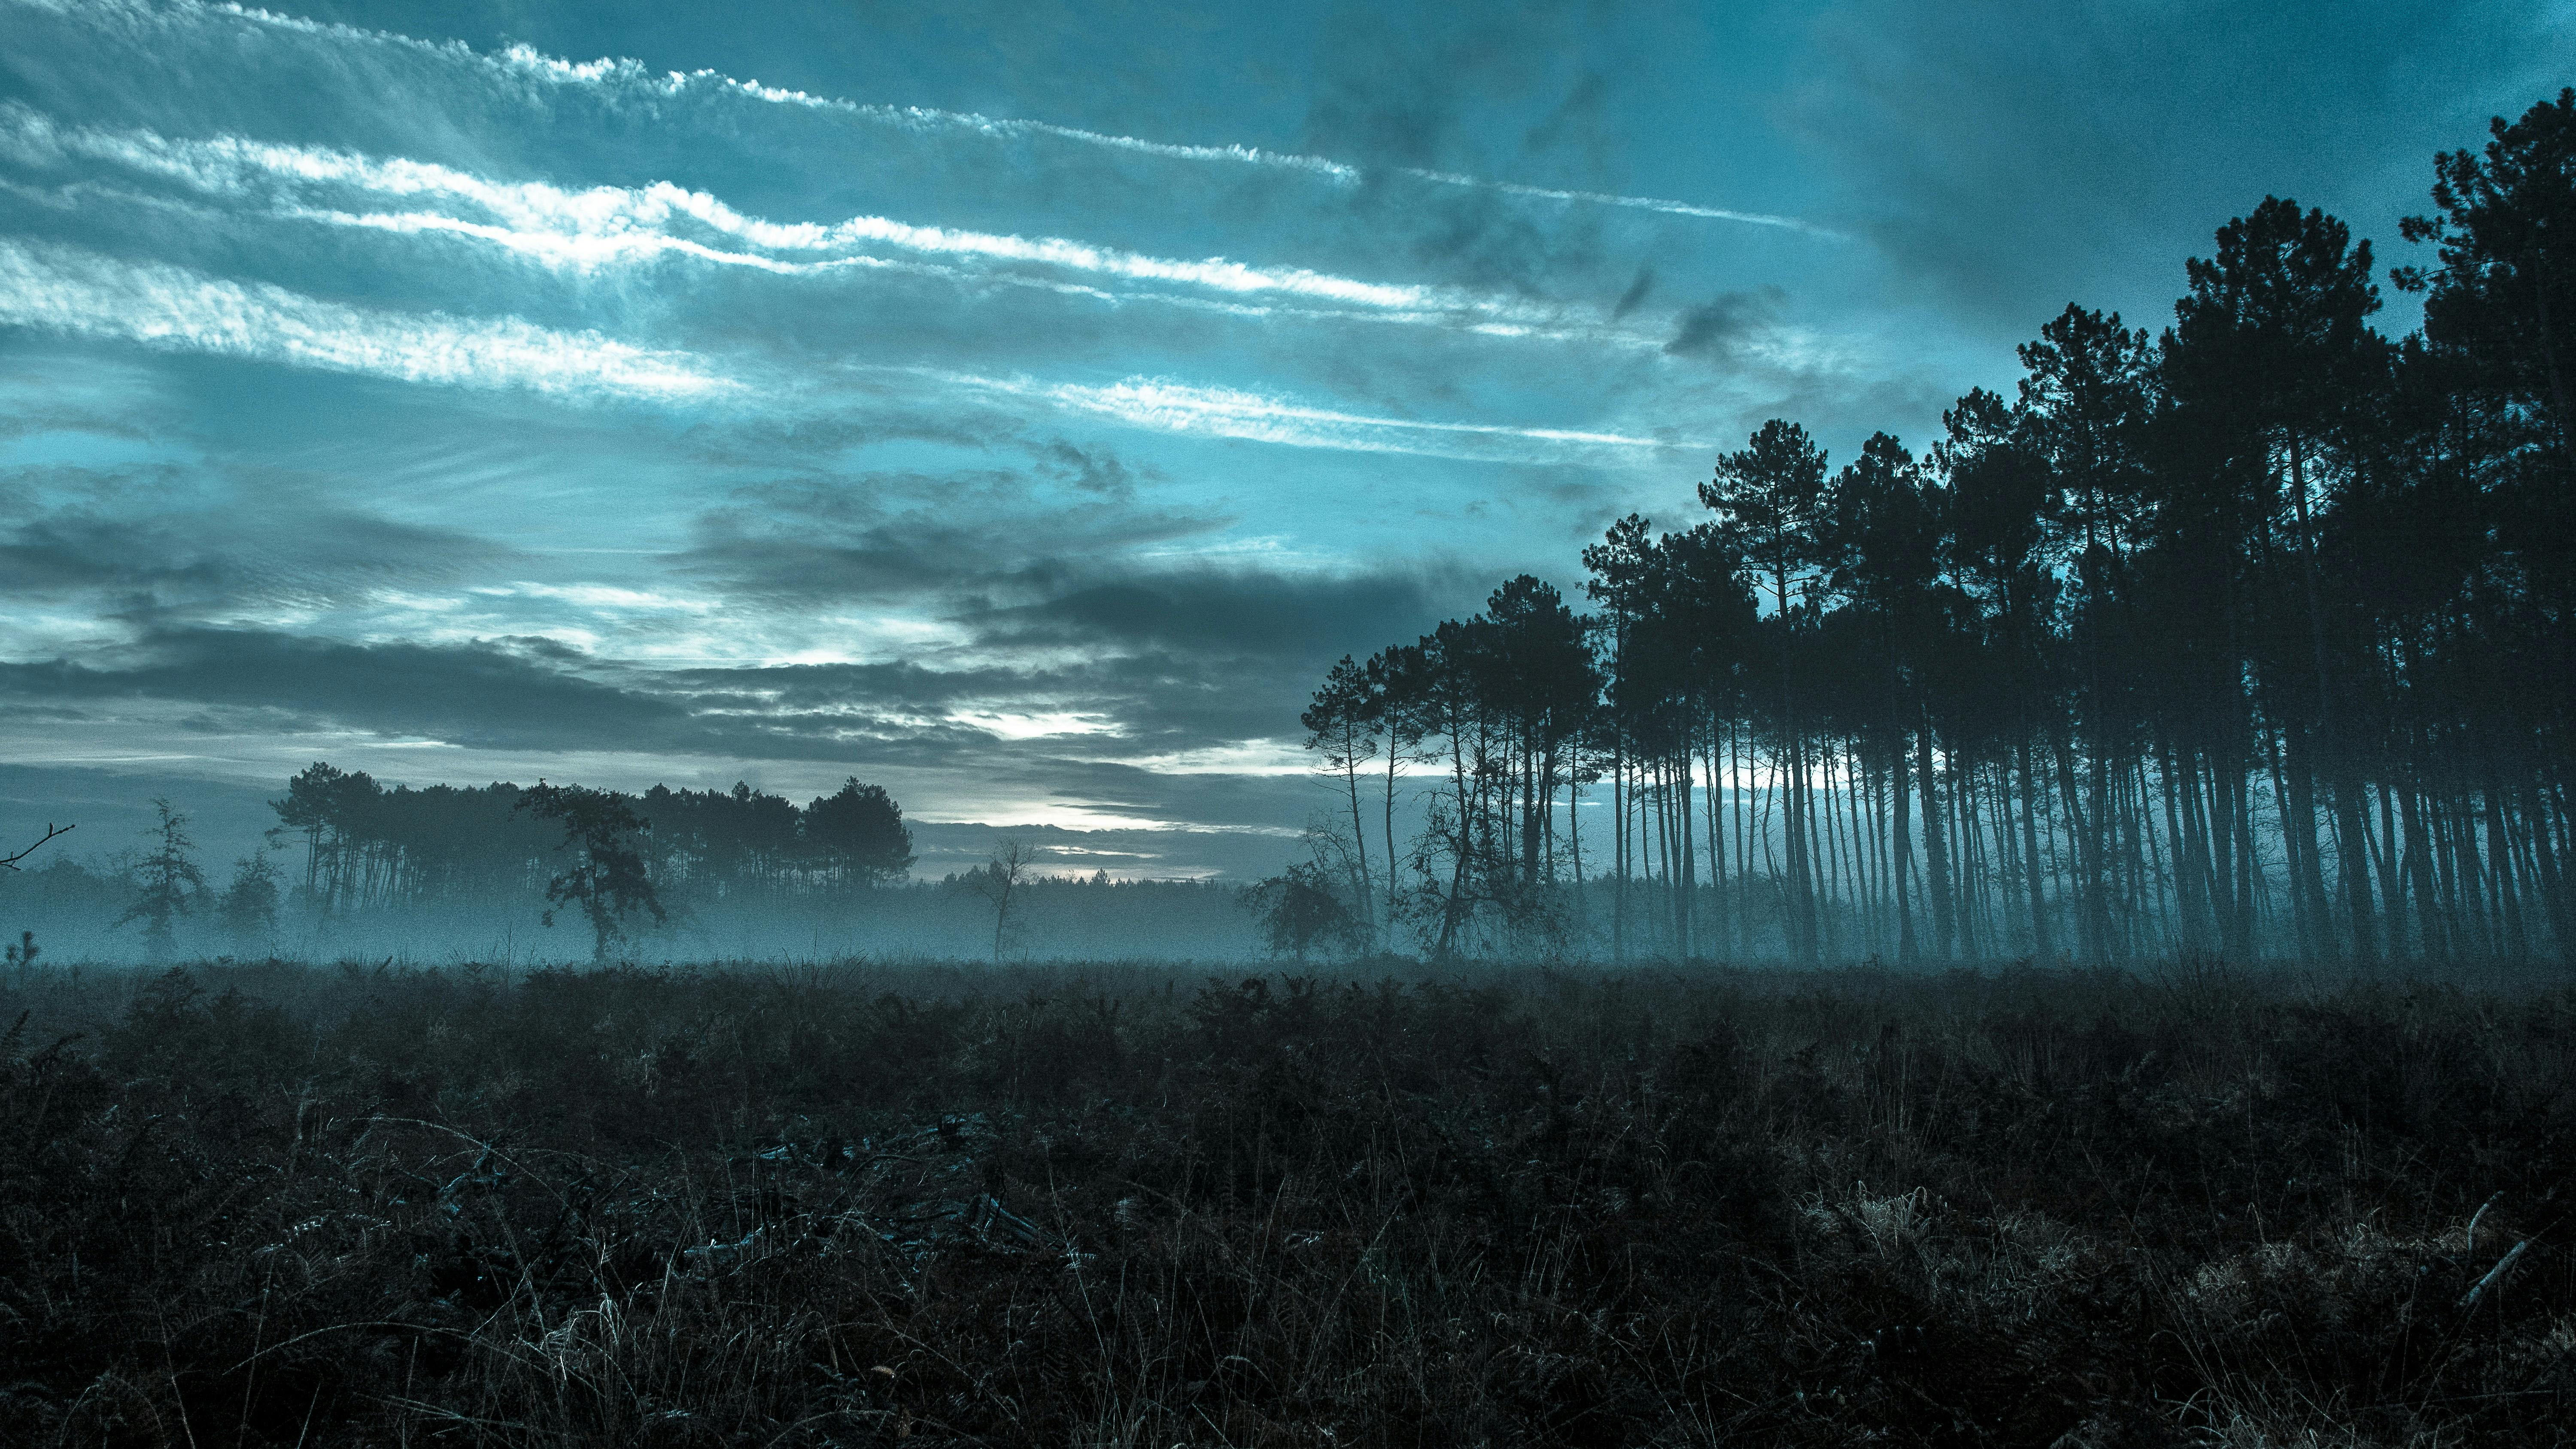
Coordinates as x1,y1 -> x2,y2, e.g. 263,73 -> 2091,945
1893,728 -> 1917,964
1920,714 -> 1954,960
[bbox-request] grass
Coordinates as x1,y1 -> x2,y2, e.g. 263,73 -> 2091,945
1,954 -> 2570,1446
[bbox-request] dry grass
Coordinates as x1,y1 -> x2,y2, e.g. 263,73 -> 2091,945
1,957 -> 2570,1446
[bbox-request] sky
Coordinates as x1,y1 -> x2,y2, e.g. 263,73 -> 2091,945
0,0 -> 2564,880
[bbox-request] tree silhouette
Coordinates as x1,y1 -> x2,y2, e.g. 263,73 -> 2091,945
1825,429 -> 1945,961
2169,198 -> 2386,961
1933,393 -> 2058,960
1302,655 -> 1381,934
1704,420 -> 1828,962
250,767 -> 931,933
960,839 -> 1038,962
802,778 -> 916,887
2398,87 -> 2576,476
1297,88 -> 2574,969
515,783 -> 665,962
1365,643 -> 1432,949
216,851 -> 283,949
115,798 -> 204,961
1247,859 -> 1362,960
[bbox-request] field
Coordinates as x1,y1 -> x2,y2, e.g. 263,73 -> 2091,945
2,956 -> 2571,1446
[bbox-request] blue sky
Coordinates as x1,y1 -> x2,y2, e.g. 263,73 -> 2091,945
0,0 -> 2564,877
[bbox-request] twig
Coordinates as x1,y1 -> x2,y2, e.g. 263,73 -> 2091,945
2464,1190 -> 2504,1252
1,821 -> 73,870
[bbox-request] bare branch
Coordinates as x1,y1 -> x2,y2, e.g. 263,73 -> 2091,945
0,823 -> 73,871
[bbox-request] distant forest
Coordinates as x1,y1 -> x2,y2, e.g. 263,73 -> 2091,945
0,766 -> 1253,963
258,764 -> 917,914
1296,91 -> 2575,967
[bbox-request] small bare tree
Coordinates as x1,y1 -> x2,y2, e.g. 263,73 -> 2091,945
960,838 -> 1038,962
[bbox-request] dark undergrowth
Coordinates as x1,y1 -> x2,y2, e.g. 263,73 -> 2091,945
2,955 -> 2571,1446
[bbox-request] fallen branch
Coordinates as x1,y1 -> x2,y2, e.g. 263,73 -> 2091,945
2459,1239 -> 2530,1312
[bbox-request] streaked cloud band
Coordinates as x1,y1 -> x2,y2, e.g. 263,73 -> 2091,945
8,0 -> 1820,236
1,106 -> 1593,330
927,371 -> 1697,461
0,239 -> 736,400
0,237 -> 1660,463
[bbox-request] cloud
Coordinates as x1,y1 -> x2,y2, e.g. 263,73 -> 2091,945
1418,173 -> 1834,236
677,484 -> 1466,749
0,0 -> 1938,856
696,368 -> 1695,465
1035,439 -> 1144,499
0,493 -> 513,612
0,238 -> 736,400
679,468 -> 1230,608
9,0 -> 1816,235
1664,286 -> 1788,363
1,105 -> 1720,464
0,105 -> 1673,340
0,616 -> 1345,783
680,474 -> 1459,671
0,238 -> 1670,465
1020,759 -> 1324,832
1610,267 -> 1655,321
0,625 -> 691,750
965,566 -> 1453,665
1011,375 -> 1701,460
0,624 -> 1088,768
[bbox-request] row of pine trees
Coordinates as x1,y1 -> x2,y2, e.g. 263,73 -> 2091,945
267,763 -> 915,917
1300,91 -> 2573,966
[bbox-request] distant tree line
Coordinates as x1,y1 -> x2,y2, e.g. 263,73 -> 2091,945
5,775 -> 1284,963
1300,90 -> 2574,966
267,763 -> 915,918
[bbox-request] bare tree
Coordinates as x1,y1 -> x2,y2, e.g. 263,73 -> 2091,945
960,839 -> 1038,962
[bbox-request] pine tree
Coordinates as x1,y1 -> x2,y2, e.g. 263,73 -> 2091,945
116,798 -> 205,962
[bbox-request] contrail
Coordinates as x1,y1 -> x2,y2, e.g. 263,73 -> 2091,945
3,109 -> 1657,337
1452,175 -> 1829,233
490,41 -> 1838,235
12,0 -> 1832,237
1048,377 -> 1689,450
923,371 -> 1704,462
525,48 -> 1841,237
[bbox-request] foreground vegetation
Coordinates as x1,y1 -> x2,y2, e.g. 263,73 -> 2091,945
3,956 -> 2571,1446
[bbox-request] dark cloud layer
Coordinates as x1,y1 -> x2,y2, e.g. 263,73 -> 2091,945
3,494 -> 514,613
0,540 -> 1455,769
0,627 -> 689,751
966,566 -> 1449,661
